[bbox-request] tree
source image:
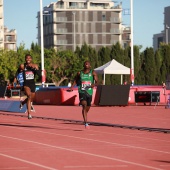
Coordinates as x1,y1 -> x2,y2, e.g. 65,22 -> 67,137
133,46 -> 141,85
1,41 -> 170,86
154,50 -> 162,84
143,47 -> 156,85
160,44 -> 170,76
0,50 -> 18,83
110,43 -> 124,85
98,47 -> 111,84
48,50 -> 82,86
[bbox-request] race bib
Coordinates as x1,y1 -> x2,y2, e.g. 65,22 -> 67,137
81,81 -> 91,90
25,71 -> 34,80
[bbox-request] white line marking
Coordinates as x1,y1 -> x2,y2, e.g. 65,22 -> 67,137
0,167 -> 28,169
0,135 -> 164,170
1,124 -> 169,155
160,165 -> 170,167
2,116 -> 170,143
64,165 -> 128,168
0,153 -> 57,170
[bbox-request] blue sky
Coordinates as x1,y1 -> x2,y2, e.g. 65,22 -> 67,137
4,0 -> 170,51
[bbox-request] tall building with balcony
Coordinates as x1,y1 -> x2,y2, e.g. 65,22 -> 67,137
164,6 -> 170,44
0,0 -> 17,51
4,27 -> 17,51
122,26 -> 131,48
37,0 -> 129,51
0,0 -> 4,49
153,6 -> 170,51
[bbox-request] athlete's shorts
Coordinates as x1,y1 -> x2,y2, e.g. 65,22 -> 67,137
79,92 -> 92,106
24,84 -> 36,93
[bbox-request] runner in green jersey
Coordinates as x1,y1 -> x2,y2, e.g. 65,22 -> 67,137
69,61 -> 98,129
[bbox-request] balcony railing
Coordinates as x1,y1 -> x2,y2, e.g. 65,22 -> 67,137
54,40 -> 68,45
53,17 -> 67,22
67,6 -> 86,9
4,39 -> 17,42
110,40 -> 117,44
110,29 -> 122,34
110,17 -> 122,23
53,29 -> 68,34
54,5 -> 64,9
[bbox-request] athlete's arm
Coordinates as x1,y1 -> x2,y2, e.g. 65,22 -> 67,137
91,70 -> 98,88
13,68 -> 20,87
35,69 -> 41,77
69,72 -> 80,90
30,64 -> 41,77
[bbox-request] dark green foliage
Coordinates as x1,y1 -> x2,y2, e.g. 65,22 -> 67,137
142,47 -> 156,85
1,42 -> 170,86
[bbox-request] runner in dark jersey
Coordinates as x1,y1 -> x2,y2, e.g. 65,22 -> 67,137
18,54 -> 41,119
69,61 -> 98,129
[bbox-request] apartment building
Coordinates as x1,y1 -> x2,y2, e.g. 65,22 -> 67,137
153,6 -> 170,51
0,0 -> 17,51
4,27 -> 17,51
153,32 -> 164,51
37,0 -> 130,51
0,0 -> 4,49
122,26 -> 131,48
164,6 -> 170,44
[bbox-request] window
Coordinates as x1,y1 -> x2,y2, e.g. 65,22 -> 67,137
102,14 -> 106,21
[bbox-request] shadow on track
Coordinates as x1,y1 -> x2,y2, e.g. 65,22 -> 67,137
1,112 -> 170,133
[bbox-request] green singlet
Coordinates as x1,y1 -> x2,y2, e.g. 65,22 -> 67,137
78,70 -> 94,95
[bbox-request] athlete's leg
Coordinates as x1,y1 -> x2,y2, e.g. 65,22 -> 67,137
30,92 -> 36,112
31,92 -> 35,102
85,95 -> 92,114
86,106 -> 90,114
79,93 -> 88,124
23,86 -> 32,119
81,100 -> 88,124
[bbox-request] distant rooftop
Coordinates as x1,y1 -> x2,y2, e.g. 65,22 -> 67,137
45,0 -> 122,10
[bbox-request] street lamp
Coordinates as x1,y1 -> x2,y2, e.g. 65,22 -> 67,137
40,0 -> 45,87
130,0 -> 134,86
72,12 -> 76,51
166,24 -> 170,44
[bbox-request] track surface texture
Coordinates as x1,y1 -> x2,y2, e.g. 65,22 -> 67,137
0,103 -> 170,170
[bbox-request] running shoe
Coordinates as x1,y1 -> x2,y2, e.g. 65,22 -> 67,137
85,123 -> 90,129
19,101 -> 23,110
28,114 -> 32,119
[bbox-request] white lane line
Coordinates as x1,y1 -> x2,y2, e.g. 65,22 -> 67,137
1,125 -> 169,155
160,165 -> 170,167
1,116 -> 170,143
0,167 -> 28,169
0,135 -> 164,170
0,153 -> 57,170
64,165 -> 128,168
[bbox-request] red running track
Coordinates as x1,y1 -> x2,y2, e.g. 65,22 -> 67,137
0,104 -> 170,170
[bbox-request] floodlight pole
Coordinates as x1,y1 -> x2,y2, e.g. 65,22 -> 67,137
40,0 -> 45,87
130,0 -> 134,85
72,12 -> 76,51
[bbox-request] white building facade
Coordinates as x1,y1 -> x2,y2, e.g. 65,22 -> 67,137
153,6 -> 170,51
0,0 -> 17,51
37,0 -> 130,51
